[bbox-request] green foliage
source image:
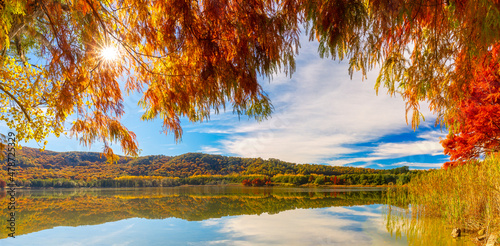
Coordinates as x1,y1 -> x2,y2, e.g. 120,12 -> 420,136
30,178 -> 79,188
270,173 -> 416,187
314,175 -> 326,185
271,174 -> 310,185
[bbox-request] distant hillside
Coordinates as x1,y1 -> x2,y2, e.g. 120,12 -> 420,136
0,147 -> 409,181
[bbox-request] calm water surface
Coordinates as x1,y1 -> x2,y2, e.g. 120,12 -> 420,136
0,186 -> 474,245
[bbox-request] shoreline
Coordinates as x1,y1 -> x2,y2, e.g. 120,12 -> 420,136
2,183 -> 396,190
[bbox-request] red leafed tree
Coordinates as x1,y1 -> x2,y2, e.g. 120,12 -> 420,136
332,176 -> 338,185
242,179 -> 251,186
251,178 -> 265,187
441,43 -> 500,168
0,179 -> 6,189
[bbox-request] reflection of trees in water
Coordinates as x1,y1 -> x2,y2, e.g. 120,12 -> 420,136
383,189 -> 476,246
0,188 -> 386,238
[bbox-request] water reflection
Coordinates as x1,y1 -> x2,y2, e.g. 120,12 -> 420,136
384,205 -> 475,246
0,186 -> 475,245
205,205 -> 406,246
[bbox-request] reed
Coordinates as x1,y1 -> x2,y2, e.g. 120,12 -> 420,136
408,155 -> 500,233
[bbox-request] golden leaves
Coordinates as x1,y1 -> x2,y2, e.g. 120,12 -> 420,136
0,0 -> 299,161
0,57 -> 62,149
1,0 -> 497,162
124,0 -> 300,141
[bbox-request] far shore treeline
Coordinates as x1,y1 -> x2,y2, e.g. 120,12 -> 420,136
0,147 -> 419,188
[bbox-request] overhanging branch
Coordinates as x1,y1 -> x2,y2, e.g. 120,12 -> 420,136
0,84 -> 31,122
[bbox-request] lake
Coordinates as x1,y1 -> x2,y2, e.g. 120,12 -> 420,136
0,186 -> 475,245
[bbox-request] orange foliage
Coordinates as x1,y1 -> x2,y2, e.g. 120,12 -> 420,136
1,148 -> 392,183
441,43 -> 500,168
242,177 -> 270,186
2,0 -> 500,161
242,179 -> 251,186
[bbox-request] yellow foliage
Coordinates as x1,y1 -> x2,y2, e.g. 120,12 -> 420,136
0,57 -> 63,154
408,155 -> 500,231
114,175 -> 166,180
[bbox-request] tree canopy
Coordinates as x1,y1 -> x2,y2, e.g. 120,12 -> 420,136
441,43 -> 500,167
1,0 -> 499,160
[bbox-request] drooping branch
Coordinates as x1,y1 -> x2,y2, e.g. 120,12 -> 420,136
0,83 -> 31,122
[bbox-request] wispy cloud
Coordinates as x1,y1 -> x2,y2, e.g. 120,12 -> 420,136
385,161 -> 445,169
371,139 -> 444,158
329,131 -> 447,166
200,146 -> 223,154
203,38 -> 441,165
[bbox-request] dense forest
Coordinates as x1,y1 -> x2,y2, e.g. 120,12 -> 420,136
0,147 -> 420,187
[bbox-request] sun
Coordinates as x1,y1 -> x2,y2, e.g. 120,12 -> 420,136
100,45 -> 120,62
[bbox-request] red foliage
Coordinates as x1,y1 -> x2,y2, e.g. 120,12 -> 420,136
441,43 -> 500,168
242,177 -> 271,187
0,179 -> 6,189
242,179 -> 251,186
251,178 -> 265,186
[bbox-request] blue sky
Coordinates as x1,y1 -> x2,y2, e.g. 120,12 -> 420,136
15,33 -> 449,169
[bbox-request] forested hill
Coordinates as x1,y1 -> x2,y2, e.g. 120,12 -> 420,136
4,147 -> 409,180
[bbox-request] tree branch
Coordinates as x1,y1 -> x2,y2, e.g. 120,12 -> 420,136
30,30 -> 56,55
0,84 -> 31,122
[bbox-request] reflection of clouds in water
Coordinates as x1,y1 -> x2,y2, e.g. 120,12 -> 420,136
202,240 -> 233,245
79,223 -> 135,246
0,221 -> 137,246
325,206 -> 381,218
203,205 -> 403,246
201,219 -> 222,227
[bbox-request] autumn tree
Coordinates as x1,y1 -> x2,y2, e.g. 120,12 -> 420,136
242,179 -> 251,186
302,0 -> 500,165
0,0 -> 301,159
303,0 -> 500,128
441,43 -> 500,168
1,0 -> 500,161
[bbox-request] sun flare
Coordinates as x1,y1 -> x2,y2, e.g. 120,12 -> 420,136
100,46 -> 120,62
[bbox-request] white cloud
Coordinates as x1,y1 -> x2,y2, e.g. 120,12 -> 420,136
387,161 -> 444,169
372,140 -> 442,158
211,37 -> 438,165
200,146 -> 223,154
328,131 -> 447,166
